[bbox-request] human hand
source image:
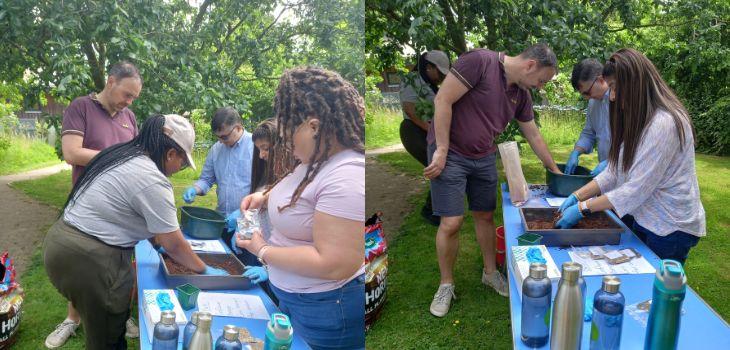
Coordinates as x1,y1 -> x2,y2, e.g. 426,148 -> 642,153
225,209 -> 242,232
183,187 -> 197,204
230,228 -> 242,254
555,204 -> 582,229
154,245 -> 166,255
242,266 -> 269,284
423,147 -> 447,179
591,160 -> 608,176
558,194 -> 578,213
240,192 -> 267,212
564,150 -> 581,175
202,265 -> 229,276
236,228 -> 267,256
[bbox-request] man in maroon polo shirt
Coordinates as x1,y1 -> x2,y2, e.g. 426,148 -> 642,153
46,61 -> 143,349
423,44 -> 562,317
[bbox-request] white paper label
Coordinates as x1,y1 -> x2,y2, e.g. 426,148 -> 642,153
620,249 -> 636,258
589,247 -> 606,255
604,250 -> 624,260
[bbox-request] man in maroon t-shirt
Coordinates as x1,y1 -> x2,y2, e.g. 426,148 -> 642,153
423,44 -> 562,317
47,61 -> 143,348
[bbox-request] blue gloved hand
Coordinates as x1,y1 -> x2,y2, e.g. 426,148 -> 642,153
558,194 -> 579,213
555,204 -> 583,229
243,266 -> 269,284
564,150 -> 581,175
230,228 -> 242,254
203,265 -> 229,276
155,245 -> 166,255
183,187 -> 198,204
225,209 -> 241,232
591,160 -> 608,176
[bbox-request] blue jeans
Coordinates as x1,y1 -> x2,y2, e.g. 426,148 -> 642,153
632,222 -> 700,266
270,275 -> 365,350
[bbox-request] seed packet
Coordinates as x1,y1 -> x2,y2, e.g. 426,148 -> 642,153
604,250 -> 632,264
237,209 -> 261,240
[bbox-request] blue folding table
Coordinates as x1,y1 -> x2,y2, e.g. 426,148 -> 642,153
502,184 -> 730,349
134,233 -> 311,349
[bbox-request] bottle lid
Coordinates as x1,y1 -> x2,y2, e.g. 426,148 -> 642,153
267,313 -> 293,341
197,315 -> 212,329
602,276 -> 621,293
655,259 -> 687,293
529,263 -> 547,279
223,325 -> 239,341
560,261 -> 582,281
190,311 -> 199,325
161,311 -> 176,325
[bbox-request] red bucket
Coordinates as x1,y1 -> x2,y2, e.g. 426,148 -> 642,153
496,226 -> 506,265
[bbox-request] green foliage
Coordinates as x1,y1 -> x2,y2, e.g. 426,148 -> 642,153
365,107 -> 402,149
0,134 -> 61,175
696,95 -> 730,156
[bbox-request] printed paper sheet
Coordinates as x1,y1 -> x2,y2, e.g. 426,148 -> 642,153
197,292 -> 269,320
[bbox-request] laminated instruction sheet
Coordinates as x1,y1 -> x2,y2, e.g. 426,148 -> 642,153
197,292 -> 270,320
187,239 -> 226,253
568,250 -> 655,276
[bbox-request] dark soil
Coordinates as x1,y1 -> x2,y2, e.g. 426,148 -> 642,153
163,256 -> 243,275
526,211 -> 611,230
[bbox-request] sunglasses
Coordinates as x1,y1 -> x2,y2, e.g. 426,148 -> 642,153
213,125 -> 240,141
180,156 -> 188,170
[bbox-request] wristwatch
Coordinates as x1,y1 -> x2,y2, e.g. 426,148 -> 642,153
580,201 -> 592,217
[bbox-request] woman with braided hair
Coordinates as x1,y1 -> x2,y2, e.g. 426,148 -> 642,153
43,114 -> 228,350
235,66 -> 365,350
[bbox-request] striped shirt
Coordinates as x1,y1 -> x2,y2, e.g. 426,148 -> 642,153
594,110 -> 705,237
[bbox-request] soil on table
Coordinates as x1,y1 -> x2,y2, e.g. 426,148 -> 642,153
163,256 -> 243,275
526,211 -> 611,230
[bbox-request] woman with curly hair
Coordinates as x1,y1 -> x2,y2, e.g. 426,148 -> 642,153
235,66 -> 365,349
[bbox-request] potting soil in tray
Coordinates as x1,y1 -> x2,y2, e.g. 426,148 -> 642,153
163,256 -> 242,275
526,211 -> 611,230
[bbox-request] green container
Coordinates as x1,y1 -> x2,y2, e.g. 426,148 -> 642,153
517,232 -> 543,246
176,283 -> 201,310
180,206 -> 227,239
545,164 -> 596,197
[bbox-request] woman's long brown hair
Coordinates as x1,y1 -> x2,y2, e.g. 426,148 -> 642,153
250,118 -> 279,194
602,48 -> 697,172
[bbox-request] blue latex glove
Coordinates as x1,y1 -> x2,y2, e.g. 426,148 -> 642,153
203,265 -> 229,276
591,160 -> 608,176
230,228 -> 242,254
183,187 -> 198,204
526,247 -> 547,264
564,150 -> 581,175
155,245 -> 166,255
225,209 -> 241,232
555,204 -> 583,229
585,297 -> 594,321
243,266 -> 269,284
558,194 -> 579,213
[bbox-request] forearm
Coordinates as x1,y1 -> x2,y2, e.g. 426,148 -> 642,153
574,180 -> 602,201
583,195 -> 614,212
158,231 -> 206,273
574,146 -> 586,154
433,98 -> 452,150
65,148 -> 100,166
526,133 -> 559,172
411,115 -> 431,131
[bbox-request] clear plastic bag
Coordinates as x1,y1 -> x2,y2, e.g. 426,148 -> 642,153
498,141 -> 529,207
236,209 -> 261,240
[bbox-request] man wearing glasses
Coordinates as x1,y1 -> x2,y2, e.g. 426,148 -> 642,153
182,106 -> 254,251
565,58 -> 612,176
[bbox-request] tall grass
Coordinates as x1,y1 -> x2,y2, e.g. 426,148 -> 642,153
169,146 -> 212,180
536,109 -> 587,145
0,134 -> 61,175
365,108 -> 402,150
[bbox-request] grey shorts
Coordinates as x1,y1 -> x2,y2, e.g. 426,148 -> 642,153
427,143 -> 498,217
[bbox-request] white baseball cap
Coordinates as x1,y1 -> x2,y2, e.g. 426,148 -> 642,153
425,50 -> 450,75
163,114 -> 196,170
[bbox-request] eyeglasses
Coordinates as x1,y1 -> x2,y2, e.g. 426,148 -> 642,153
581,77 -> 599,97
214,125 -> 240,141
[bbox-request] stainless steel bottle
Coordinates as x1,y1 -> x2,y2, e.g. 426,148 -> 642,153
644,260 -> 687,350
551,261 -> 585,350
188,313 -> 214,350
183,311 -> 200,350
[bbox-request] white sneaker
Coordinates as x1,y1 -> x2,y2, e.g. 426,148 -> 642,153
45,318 -> 79,349
482,269 -> 509,297
125,317 -> 140,338
430,284 -> 456,317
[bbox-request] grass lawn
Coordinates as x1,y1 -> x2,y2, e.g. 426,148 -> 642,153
9,149 -> 220,349
365,119 -> 730,349
366,108 -> 402,150
0,136 -> 62,175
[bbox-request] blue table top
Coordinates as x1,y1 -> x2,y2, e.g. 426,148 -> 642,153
134,233 -> 310,349
502,183 -> 730,349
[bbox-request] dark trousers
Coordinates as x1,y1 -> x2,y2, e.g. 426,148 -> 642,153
632,222 -> 700,266
399,119 -> 433,213
43,219 -> 133,350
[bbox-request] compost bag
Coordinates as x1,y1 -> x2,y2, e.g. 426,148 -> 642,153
365,213 -> 388,332
0,252 -> 24,349
498,141 -> 529,206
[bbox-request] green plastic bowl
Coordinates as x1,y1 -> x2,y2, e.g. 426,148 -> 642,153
545,164 -> 596,197
180,206 -> 227,239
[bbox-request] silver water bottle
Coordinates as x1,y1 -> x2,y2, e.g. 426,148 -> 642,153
188,313 -> 214,350
551,261 -> 585,350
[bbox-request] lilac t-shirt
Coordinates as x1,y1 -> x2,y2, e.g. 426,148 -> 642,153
427,49 -> 534,159
62,93 -> 138,185
266,149 -> 365,294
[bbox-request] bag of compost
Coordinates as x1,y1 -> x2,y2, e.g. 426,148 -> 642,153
365,213 -> 388,332
0,252 -> 24,349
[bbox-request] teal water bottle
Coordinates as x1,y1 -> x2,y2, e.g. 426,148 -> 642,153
264,313 -> 293,350
644,260 -> 686,350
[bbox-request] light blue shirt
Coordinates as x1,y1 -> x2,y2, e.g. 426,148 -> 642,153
194,130 -> 254,217
575,89 -> 611,162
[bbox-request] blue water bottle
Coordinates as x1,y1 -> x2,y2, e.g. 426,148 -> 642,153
264,313 -> 293,350
520,262 -> 551,347
152,311 -> 179,350
644,260 -> 687,350
183,311 -> 199,350
215,325 -> 242,350
590,276 -> 624,350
